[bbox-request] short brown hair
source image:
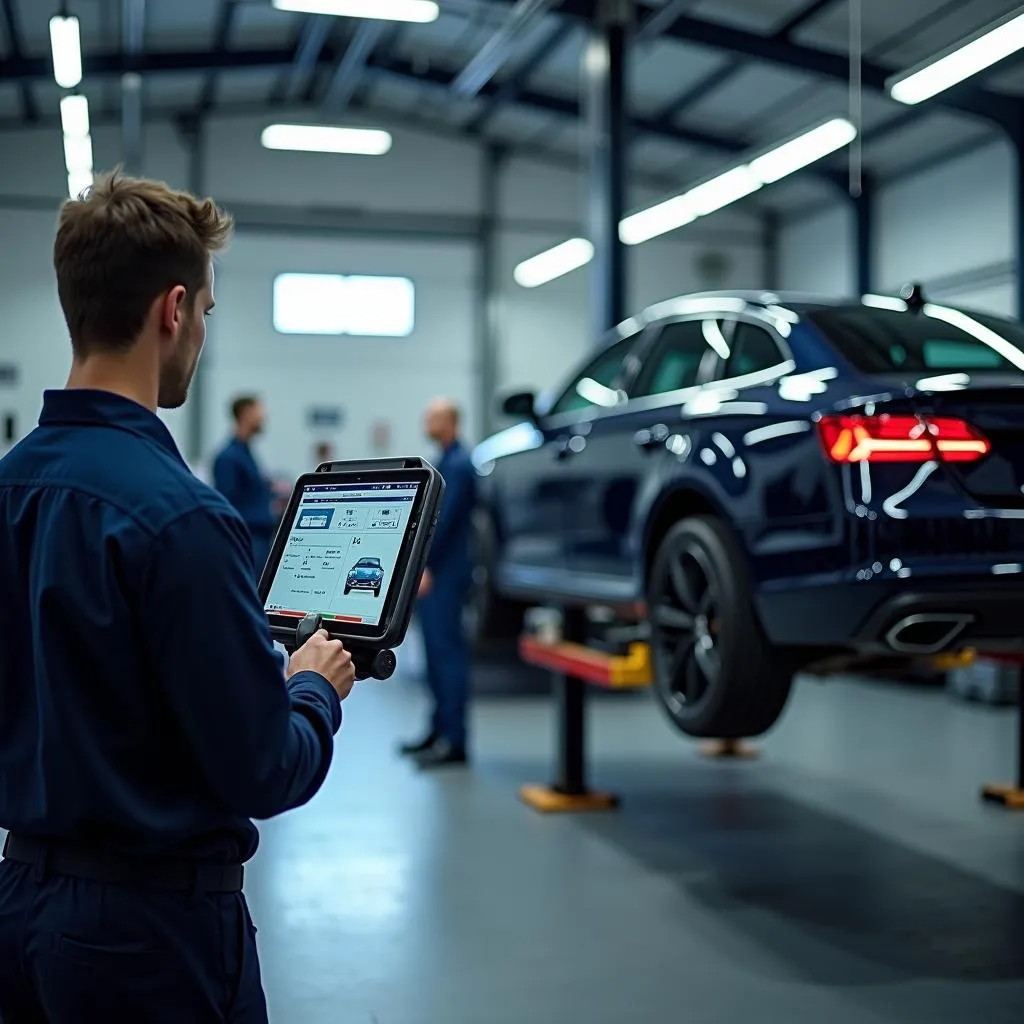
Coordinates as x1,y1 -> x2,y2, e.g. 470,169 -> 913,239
54,169 -> 234,355
231,395 -> 260,423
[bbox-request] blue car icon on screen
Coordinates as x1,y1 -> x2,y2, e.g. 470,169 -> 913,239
344,556 -> 384,598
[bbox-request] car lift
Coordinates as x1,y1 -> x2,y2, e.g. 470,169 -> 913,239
978,655 -> 1024,809
517,607 -> 756,814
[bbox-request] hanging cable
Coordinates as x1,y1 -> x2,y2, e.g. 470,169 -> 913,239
849,0 -> 863,198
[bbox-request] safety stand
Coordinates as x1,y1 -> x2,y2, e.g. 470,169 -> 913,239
518,607 -> 650,814
699,739 -> 760,760
981,663 -> 1024,809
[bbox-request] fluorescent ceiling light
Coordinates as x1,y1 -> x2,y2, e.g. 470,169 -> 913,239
518,117 -> 857,286
60,95 -> 90,138
49,16 -> 83,90
513,238 -> 594,288
748,118 -> 857,184
271,0 -> 439,22
889,10 -> 1024,105
686,165 -> 761,215
63,134 -> 94,175
620,195 -> 697,246
261,123 -> 392,155
67,170 -> 93,200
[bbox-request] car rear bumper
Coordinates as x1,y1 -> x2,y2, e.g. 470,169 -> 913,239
758,578 -> 1024,654
347,579 -> 381,590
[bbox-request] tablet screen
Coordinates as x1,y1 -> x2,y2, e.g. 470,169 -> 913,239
264,478 -> 421,628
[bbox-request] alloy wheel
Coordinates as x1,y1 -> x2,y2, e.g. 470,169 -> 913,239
651,536 -> 722,718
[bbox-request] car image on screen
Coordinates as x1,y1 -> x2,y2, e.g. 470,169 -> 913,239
344,556 -> 385,598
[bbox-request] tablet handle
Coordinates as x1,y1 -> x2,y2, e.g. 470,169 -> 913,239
293,612 -> 397,683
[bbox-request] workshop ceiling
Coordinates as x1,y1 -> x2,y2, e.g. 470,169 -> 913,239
0,0 -> 1021,215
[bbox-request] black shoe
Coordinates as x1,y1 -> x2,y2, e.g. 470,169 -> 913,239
398,732 -> 438,756
415,739 -> 468,769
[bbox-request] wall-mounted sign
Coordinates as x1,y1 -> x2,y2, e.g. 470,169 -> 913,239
307,406 -> 344,429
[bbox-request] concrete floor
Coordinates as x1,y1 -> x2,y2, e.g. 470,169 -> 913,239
245,669 -> 1024,1024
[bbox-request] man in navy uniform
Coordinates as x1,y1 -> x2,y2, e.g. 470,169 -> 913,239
401,398 -> 477,768
213,395 -> 277,573
0,171 -> 355,1023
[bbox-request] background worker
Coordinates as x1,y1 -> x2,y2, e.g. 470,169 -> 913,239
400,398 -> 477,769
0,171 -> 355,1023
213,395 -> 277,572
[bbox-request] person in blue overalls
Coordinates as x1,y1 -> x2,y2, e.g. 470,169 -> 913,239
0,170 -> 356,1023
401,398 -> 478,769
213,395 -> 278,574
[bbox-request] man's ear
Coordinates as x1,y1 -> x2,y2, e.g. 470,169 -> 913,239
159,286 -> 188,334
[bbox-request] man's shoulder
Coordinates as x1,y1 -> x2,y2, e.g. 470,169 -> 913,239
1,424 -> 243,537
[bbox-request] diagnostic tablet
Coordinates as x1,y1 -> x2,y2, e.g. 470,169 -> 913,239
259,461 -> 443,651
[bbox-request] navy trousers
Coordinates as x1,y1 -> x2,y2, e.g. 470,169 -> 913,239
417,567 -> 471,750
0,859 -> 267,1023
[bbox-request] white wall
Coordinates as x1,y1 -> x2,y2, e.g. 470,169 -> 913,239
778,203 -> 855,298
0,109 -> 766,474
777,139 -> 1018,317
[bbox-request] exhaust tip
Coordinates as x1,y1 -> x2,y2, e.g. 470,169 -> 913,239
885,613 -> 974,655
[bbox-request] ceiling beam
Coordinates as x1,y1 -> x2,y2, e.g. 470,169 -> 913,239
0,40 -> 848,189
465,20 -> 573,133
652,0 -> 844,123
321,20 -> 384,111
451,0 -> 558,98
538,0 -> 1021,127
121,0 -> 146,174
269,16 -> 332,104
197,0 -> 241,113
0,0 -> 38,121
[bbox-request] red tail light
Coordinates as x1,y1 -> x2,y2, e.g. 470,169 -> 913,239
817,414 -> 991,464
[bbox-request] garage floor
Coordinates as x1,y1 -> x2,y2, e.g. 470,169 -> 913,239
246,669 -> 1024,1024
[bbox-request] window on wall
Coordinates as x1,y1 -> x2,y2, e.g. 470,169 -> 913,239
273,273 -> 416,337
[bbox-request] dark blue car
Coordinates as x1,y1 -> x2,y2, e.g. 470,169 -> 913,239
344,556 -> 384,598
471,286 -> 1024,739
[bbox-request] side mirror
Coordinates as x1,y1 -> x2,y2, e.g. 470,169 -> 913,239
500,391 -> 537,421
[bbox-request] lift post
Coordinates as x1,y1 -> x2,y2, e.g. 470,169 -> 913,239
980,661 -> 1024,809
519,607 -> 650,813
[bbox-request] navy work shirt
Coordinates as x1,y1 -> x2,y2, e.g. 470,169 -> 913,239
427,440 -> 477,584
0,390 -> 341,865
212,436 -> 277,569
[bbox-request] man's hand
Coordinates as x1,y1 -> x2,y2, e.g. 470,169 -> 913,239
287,629 -> 355,701
418,568 -> 433,597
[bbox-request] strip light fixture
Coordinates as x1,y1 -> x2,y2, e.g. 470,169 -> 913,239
888,9 -> 1024,105
270,0 -> 440,22
49,15 -> 83,89
513,238 -> 595,289
515,117 -> 857,288
261,123 -> 393,155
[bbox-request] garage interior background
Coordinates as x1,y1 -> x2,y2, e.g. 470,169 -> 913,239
0,0 -> 1021,477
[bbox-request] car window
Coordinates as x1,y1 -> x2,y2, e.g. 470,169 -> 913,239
808,306 -> 1024,374
725,322 -> 785,378
549,336 -> 635,417
630,320 -> 715,398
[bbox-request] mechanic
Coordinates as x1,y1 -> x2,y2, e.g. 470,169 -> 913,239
0,170 -> 355,1024
213,394 -> 278,572
400,397 -> 477,769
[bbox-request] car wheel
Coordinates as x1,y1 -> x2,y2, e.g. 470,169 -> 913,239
344,586 -> 351,596
647,516 -> 794,739
374,588 -> 380,598
465,509 -> 524,646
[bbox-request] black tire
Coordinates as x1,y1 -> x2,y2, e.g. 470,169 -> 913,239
344,587 -> 351,596
465,509 -> 524,647
373,588 -> 380,598
647,516 -> 794,739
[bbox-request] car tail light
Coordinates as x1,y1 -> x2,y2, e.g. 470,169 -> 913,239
817,414 -> 990,464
